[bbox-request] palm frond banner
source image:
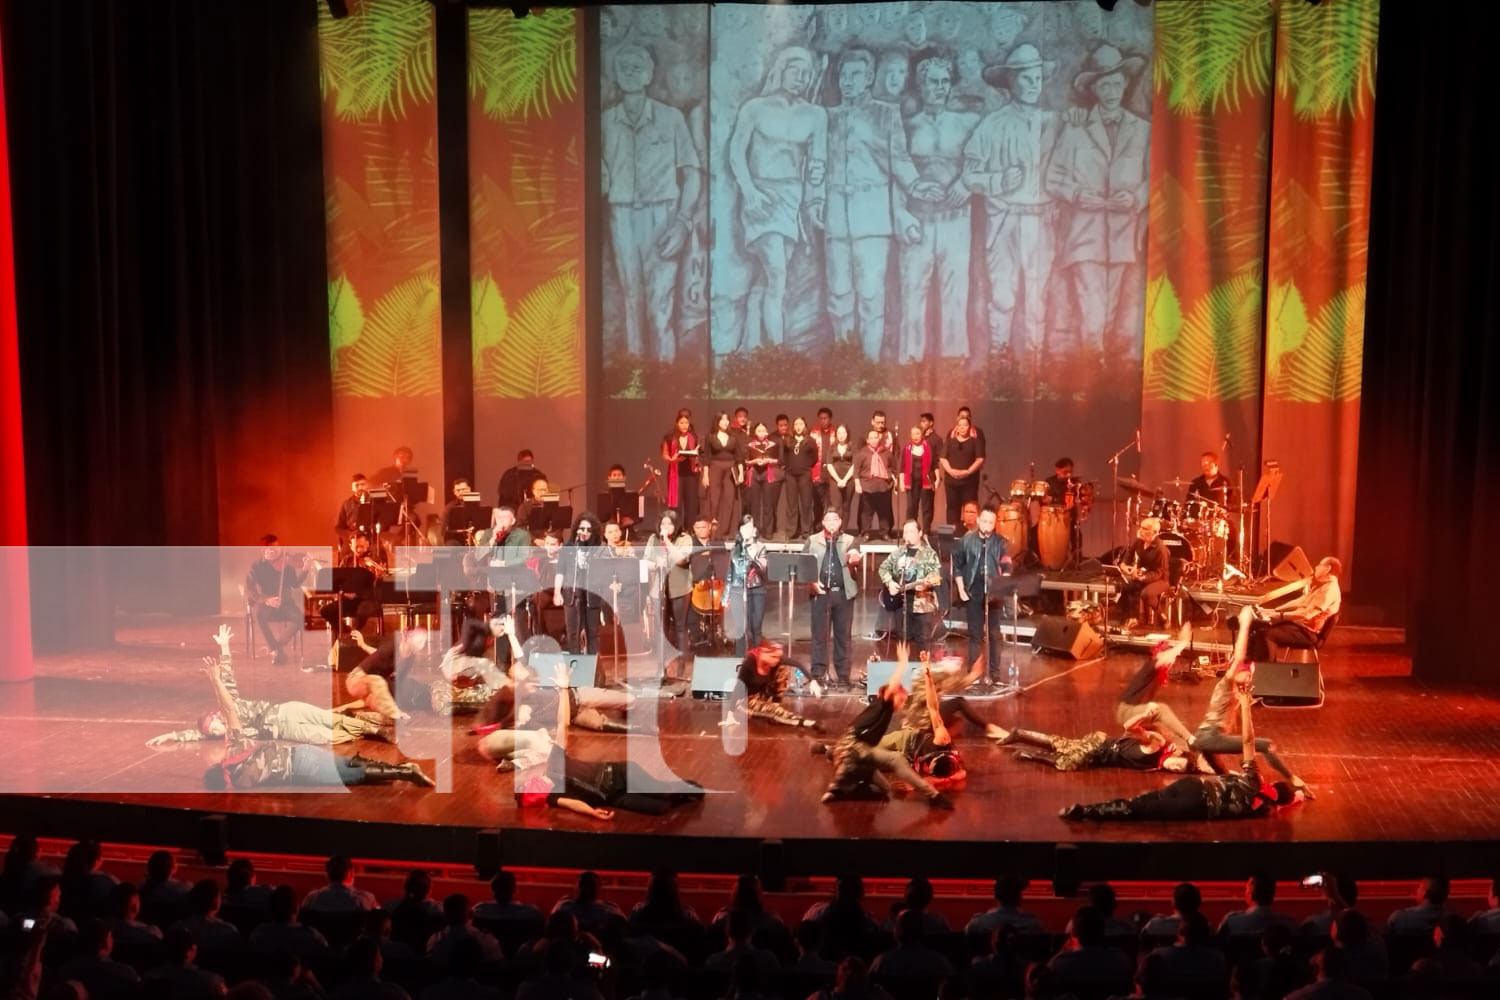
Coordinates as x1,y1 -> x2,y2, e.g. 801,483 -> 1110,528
1259,0 -> 1378,578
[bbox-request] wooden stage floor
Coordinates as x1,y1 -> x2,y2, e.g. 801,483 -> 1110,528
4,613 -> 1498,880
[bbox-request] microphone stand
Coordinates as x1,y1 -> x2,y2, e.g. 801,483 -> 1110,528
1107,432 -> 1142,553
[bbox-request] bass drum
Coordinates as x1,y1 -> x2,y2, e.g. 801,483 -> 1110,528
690,578 -> 723,613
1037,505 -> 1071,571
996,502 -> 1028,557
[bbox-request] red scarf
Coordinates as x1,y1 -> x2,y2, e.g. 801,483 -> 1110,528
902,442 -> 934,489
664,431 -> 698,506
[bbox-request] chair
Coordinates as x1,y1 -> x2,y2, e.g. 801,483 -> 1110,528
242,585 -> 303,662
1267,612 -> 1338,664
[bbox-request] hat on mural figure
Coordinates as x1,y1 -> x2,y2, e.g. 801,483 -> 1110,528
982,43 -> 1058,91
1072,44 -> 1147,96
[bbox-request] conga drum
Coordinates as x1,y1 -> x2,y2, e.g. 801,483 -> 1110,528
1037,505 -> 1071,570
996,502 -> 1027,557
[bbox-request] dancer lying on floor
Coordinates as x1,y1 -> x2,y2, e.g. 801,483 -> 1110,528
816,645 -> 955,810
512,664 -> 704,820
196,657 -> 432,790
733,641 -> 818,728
994,724 -> 1191,773
473,618 -> 635,772
147,626 -> 385,747
1060,684 -> 1297,822
1191,605 -> 1316,799
430,617 -> 509,715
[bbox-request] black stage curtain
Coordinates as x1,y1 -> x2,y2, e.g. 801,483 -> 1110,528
3,0 -> 332,637
1356,2 -> 1500,682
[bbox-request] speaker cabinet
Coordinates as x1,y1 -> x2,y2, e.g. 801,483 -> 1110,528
530,653 -> 600,688
1254,661 -> 1324,706
865,659 -> 924,696
1031,615 -> 1105,660
689,656 -> 741,698
1269,542 -> 1313,582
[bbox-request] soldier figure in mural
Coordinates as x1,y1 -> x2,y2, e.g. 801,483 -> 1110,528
899,50 -> 980,362
963,44 -> 1061,367
602,44 -> 703,362
1046,45 -> 1150,356
728,45 -> 828,351
822,49 -> 928,362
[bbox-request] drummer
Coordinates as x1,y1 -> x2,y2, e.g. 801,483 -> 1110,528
1043,457 -> 1077,507
1186,452 -> 1231,508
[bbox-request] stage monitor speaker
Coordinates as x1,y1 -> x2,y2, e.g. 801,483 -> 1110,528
865,659 -> 924,696
531,653 -> 600,688
1032,615 -> 1104,660
1269,542 -> 1313,582
690,656 -> 740,698
1254,661 -> 1323,706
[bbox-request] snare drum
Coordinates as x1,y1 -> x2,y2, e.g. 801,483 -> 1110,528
1009,478 -> 1030,498
1148,497 -> 1182,526
1037,505 -> 1071,570
996,502 -> 1027,556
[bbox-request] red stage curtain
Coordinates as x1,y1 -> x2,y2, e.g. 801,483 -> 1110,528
0,22 -> 33,681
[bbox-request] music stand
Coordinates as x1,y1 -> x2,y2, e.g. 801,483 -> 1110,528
597,491 -> 635,526
324,567 -> 376,639
767,553 -> 817,656
1250,462 -> 1283,578
486,564 -> 540,634
527,503 -> 573,535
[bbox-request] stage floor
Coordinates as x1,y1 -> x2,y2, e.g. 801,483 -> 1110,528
4,612 -> 1497,880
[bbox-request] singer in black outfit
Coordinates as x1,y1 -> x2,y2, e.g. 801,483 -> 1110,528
554,513 -> 605,654
778,416 -> 819,539
953,508 -> 1012,682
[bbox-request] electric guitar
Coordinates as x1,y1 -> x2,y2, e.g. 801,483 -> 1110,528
880,579 -> 929,612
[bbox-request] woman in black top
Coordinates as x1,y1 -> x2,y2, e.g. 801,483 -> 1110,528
940,415 -> 984,525
725,516 -> 769,656
661,412 -> 700,528
744,422 -> 782,537
553,513 -> 605,654
703,412 -> 744,540
822,425 -> 857,523
780,415 -> 819,539
514,666 -> 704,819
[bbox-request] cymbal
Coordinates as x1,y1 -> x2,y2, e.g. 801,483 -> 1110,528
1159,477 -> 1193,487
1117,476 -> 1152,494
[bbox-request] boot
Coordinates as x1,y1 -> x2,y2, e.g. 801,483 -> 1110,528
594,719 -> 633,735
1082,798 -> 1134,821
1013,748 -> 1061,768
1007,728 -> 1056,749
351,755 -> 435,787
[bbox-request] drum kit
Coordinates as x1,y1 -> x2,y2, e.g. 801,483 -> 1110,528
1119,476 -> 1243,585
1000,476 -> 1098,571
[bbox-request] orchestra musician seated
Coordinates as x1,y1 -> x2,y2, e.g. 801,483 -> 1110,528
320,530 -> 386,637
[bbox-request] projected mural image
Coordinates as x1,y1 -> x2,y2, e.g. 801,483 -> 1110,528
601,2 -> 1153,401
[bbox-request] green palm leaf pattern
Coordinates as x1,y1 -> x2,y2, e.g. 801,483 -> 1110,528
468,7 -> 576,121
476,270 -> 582,399
1153,0 -> 1274,114
318,0 -> 436,122
1146,272 -> 1264,402
1267,282 -> 1365,402
1278,0 -> 1379,120
1143,275 -> 1184,394
471,273 -> 510,374
327,274 -> 366,380
1264,281 -> 1308,388
333,272 -> 441,397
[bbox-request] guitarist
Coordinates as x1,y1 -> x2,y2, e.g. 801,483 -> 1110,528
878,520 -> 943,653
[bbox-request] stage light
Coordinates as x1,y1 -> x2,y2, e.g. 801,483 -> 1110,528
509,4 -> 530,16
325,0 -> 349,19
1097,0 -> 1119,11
